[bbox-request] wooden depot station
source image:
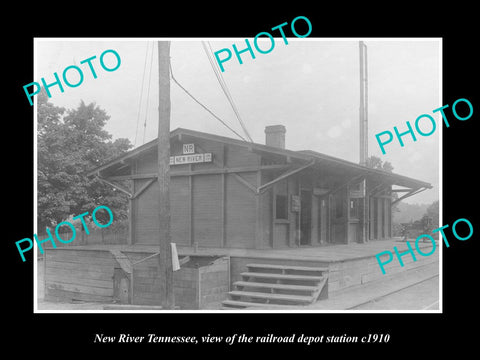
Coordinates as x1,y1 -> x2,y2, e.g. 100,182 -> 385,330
43,125 -> 434,309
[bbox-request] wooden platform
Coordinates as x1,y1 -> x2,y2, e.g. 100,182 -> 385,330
41,238 -> 439,309
50,237 -> 432,262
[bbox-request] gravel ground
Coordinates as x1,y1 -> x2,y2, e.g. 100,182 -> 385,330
351,275 -> 439,310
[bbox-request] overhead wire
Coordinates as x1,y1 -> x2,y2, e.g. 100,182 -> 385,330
206,41 -> 253,142
202,41 -> 254,142
142,41 -> 155,144
204,41 -> 253,142
169,57 -> 248,142
133,42 -> 150,148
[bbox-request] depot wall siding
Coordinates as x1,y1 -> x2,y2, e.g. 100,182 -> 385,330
171,176 -> 190,246
131,141 -> 261,248
225,172 -> 257,249
134,179 -> 160,244
129,135 -> 396,249
192,174 -> 223,247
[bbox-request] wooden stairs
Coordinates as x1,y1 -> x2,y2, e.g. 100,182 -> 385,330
222,263 -> 329,309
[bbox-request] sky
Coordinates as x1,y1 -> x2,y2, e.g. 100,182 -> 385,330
35,38 -> 441,204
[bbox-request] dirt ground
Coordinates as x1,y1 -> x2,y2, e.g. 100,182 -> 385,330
351,276 -> 439,310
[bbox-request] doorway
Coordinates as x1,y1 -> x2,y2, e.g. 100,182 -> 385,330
318,197 -> 328,244
300,190 -> 312,245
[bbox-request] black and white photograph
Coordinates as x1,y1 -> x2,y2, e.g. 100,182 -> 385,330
6,8 -> 479,354
33,38 -> 441,312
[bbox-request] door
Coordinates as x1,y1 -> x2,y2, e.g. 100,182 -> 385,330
300,190 -> 312,245
318,197 -> 328,244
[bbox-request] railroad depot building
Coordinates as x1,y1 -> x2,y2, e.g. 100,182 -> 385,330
42,125 -> 435,309
88,125 -> 432,249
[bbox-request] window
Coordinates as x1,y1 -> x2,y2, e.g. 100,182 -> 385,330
275,194 -> 288,220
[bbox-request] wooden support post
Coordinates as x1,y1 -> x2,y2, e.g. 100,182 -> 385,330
221,144 -> 226,248
157,41 -> 174,309
189,164 -> 193,247
345,185 -> 350,244
327,194 -> 332,244
128,182 -> 133,245
221,172 -> 226,248
363,193 -> 369,243
255,170 -> 263,249
361,179 -> 367,243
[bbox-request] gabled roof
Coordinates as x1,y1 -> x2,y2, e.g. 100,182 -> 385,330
87,127 -> 432,190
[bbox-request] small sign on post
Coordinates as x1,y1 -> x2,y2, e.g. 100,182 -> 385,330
291,195 -> 300,212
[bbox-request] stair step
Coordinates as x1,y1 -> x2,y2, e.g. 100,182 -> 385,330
241,272 -> 324,282
233,281 -> 318,292
246,263 -> 328,273
222,300 -> 292,309
228,290 -> 313,303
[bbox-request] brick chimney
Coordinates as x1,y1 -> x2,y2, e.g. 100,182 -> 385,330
265,125 -> 286,149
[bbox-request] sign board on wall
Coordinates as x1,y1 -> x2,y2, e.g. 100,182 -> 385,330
182,143 -> 195,154
170,144 -> 213,165
291,195 -> 301,212
350,179 -> 366,198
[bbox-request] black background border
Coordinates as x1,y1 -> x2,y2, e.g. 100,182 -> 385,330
5,6 -> 478,355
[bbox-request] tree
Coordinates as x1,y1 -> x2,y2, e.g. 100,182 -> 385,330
365,155 -> 394,173
425,200 -> 439,230
365,155 -> 400,227
37,92 -> 132,230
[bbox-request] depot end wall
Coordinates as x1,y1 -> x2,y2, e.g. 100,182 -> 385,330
131,138 -> 259,249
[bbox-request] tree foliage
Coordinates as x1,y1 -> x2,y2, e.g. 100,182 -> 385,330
37,91 -> 132,230
425,200 -> 439,229
365,155 -> 394,173
366,155 -> 399,216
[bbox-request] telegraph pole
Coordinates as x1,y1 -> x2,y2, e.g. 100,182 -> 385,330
359,41 -> 368,166
359,41 -> 369,243
157,41 -> 174,309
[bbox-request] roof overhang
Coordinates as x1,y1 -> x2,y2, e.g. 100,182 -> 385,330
87,127 -> 433,191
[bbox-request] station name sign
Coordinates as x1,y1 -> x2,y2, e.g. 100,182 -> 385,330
170,143 -> 213,165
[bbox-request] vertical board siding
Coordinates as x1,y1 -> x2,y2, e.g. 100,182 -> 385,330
135,149 -> 157,173
192,174 -> 222,247
225,172 -> 257,248
134,179 -> 160,244
225,145 -> 260,168
171,176 -> 190,245
190,139 -> 225,169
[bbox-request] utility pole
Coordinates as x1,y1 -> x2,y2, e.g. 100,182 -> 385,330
359,41 -> 368,166
157,41 -> 174,309
359,41 -> 369,243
